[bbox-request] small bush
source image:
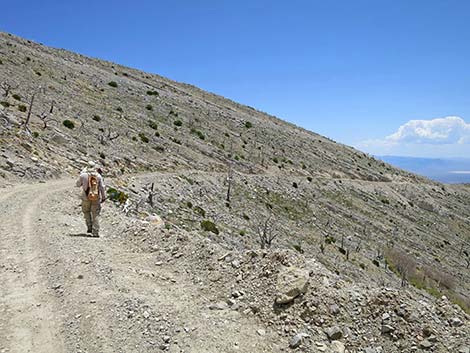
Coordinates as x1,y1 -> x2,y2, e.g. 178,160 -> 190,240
18,104 -> 27,112
145,104 -> 153,111
108,81 -> 118,88
0,59 -> 3,64
242,213 -> 250,220
174,119 -> 183,127
273,157 -> 279,163
32,131 -> 39,138
146,90 -> 159,96
12,94 -> 21,101
307,176 -> 313,182
239,230 -> 246,236
92,115 -> 101,122
200,220 -> 219,235
116,107 -> 123,112
244,121 -> 253,128
107,187 -> 128,204
63,119 -> 75,129
292,182 -> 298,188
149,121 -> 158,130
186,201 -> 193,208
0,101 -> 10,108
325,236 -> 336,244
169,109 -> 178,116
154,131 -> 160,137
190,128 -> 205,140
139,133 -> 149,143
194,206 -> 206,217
99,152 -> 106,159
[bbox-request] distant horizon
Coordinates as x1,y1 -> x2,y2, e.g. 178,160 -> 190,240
1,1 -> 470,158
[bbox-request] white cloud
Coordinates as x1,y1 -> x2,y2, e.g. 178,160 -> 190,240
386,116 -> 470,144
355,116 -> 470,158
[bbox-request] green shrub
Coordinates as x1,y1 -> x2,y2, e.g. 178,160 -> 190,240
139,133 -> 149,143
174,119 -> 183,127
186,201 -> 193,208
63,119 -> 75,129
154,131 -> 160,137
92,115 -> 101,122
0,59 -> 3,64
146,90 -> 159,96
32,131 -> 39,138
116,107 -> 123,112
107,187 -> 128,204
0,101 -> 10,108
200,220 -> 219,234
242,213 -> 250,220
381,198 -> 390,205
244,121 -> 253,128
12,94 -> 21,101
325,236 -> 336,244
148,121 -> 158,130
190,128 -> 205,140
146,104 -> 153,111
273,157 -> 279,163
194,206 -> 206,217
307,176 -> 313,182
108,81 -> 118,88
239,230 -> 246,236
169,109 -> 178,116
18,104 -> 27,112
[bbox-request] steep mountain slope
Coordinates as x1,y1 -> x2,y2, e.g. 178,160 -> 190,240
0,32 -> 469,352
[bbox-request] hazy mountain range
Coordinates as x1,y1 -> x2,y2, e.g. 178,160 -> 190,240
378,155 -> 470,183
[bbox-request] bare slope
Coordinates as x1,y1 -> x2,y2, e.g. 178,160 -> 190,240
0,32 -> 469,352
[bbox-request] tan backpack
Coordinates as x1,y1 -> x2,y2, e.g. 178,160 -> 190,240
87,173 -> 100,201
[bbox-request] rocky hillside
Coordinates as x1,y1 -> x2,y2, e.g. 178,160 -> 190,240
0,31 -> 469,352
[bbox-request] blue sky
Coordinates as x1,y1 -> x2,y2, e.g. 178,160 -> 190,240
1,0 -> 470,157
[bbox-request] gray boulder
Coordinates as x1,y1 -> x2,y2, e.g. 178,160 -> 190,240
275,266 -> 309,304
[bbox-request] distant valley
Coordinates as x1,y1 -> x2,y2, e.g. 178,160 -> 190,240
378,155 -> 470,184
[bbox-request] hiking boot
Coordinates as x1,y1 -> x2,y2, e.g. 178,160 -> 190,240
87,228 -> 92,234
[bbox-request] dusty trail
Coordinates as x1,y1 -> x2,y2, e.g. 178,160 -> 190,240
0,178 -> 281,353
0,180 -> 69,353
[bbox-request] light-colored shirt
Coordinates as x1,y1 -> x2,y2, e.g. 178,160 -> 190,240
76,171 -> 106,201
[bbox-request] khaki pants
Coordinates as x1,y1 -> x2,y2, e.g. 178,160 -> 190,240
82,199 -> 101,236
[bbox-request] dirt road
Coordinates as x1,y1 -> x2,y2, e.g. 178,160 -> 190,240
0,178 -> 281,353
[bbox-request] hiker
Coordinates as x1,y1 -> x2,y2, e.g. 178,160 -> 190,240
76,161 -> 106,237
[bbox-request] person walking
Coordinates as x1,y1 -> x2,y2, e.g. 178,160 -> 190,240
76,161 -> 106,237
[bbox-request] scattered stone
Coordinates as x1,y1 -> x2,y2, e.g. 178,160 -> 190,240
289,332 -> 309,348
419,340 -> 433,350
449,317 -> 463,327
275,266 -> 309,304
329,304 -> 340,315
381,324 -> 394,334
208,302 -> 227,310
257,329 -> 266,336
325,326 -> 342,341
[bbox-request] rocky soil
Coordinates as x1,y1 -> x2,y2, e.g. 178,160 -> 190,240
0,32 -> 469,352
